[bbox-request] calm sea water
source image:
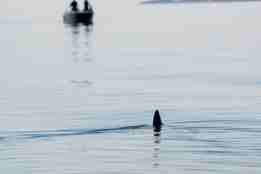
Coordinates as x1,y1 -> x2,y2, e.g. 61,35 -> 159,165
1,0 -> 261,173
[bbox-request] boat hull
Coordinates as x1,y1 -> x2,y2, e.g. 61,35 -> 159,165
63,11 -> 93,25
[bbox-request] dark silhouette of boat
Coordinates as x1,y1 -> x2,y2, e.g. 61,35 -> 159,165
63,8 -> 94,25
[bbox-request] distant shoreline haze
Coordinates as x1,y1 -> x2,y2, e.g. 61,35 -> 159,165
141,0 -> 261,4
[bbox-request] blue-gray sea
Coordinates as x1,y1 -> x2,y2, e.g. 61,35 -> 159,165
1,0 -> 261,173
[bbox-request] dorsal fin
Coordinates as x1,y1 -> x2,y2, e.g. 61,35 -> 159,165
153,110 -> 162,128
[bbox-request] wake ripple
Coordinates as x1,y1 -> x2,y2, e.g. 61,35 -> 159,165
168,119 -> 261,133
20,124 -> 149,140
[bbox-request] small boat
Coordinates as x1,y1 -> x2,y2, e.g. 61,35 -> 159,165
63,8 -> 94,25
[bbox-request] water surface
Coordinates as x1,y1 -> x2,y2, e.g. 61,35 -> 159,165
1,0 -> 261,173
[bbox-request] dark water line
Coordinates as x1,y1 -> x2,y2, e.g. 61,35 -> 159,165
21,124 -> 149,140
182,149 -> 246,156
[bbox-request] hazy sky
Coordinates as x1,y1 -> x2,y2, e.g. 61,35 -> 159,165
1,0 -> 261,19
1,0 -> 261,48
1,0 -> 76,18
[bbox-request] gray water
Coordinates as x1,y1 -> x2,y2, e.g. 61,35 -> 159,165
1,0 -> 261,173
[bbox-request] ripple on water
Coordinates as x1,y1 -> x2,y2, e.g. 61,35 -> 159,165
6,124 -> 150,140
70,80 -> 92,86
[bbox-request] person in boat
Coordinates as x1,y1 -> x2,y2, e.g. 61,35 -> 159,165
84,0 -> 90,11
70,0 -> 79,12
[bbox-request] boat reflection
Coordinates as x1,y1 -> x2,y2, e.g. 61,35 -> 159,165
64,21 -> 94,86
64,23 -> 93,61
